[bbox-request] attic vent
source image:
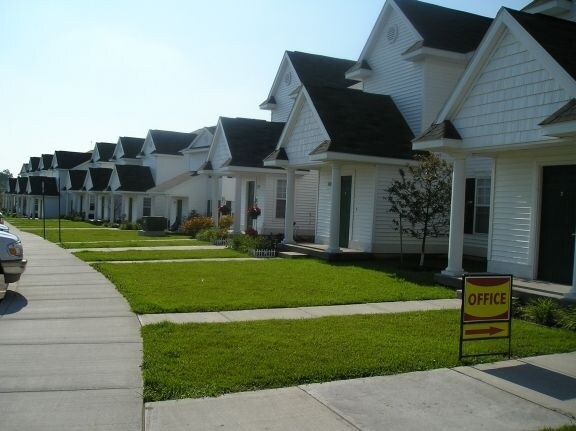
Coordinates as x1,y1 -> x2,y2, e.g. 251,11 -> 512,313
387,24 -> 398,43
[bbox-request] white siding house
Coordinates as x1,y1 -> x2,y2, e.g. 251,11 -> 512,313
413,6 -> 576,294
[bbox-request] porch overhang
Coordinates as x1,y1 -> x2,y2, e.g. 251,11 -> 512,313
309,151 -> 416,166
540,121 -> 576,137
412,138 -> 462,151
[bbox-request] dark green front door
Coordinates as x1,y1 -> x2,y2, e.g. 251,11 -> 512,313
538,165 -> 576,284
339,176 -> 352,248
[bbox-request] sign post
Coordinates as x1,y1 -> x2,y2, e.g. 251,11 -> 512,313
459,274 -> 513,360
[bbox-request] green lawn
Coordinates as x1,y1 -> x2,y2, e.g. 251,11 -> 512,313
142,310 -> 576,401
95,259 -> 454,313
11,224 -> 203,248
7,218 -> 97,229
74,248 -> 247,262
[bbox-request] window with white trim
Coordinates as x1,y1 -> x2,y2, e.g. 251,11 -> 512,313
275,179 -> 287,219
464,177 -> 490,235
143,197 -> 152,217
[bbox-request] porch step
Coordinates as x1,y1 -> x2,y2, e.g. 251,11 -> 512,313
278,251 -> 309,259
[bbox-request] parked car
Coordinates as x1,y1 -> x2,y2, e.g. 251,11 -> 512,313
0,223 -> 9,232
0,231 -> 27,300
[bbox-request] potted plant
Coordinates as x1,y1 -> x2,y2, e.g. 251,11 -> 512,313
247,205 -> 261,219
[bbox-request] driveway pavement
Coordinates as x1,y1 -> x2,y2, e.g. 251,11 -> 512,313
0,227 -> 143,431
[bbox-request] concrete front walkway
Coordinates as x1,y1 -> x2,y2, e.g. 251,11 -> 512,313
139,298 -> 462,325
146,352 -> 576,431
0,227 -> 143,431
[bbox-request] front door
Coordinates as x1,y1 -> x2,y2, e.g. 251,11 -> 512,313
339,176 -> 352,248
246,181 -> 256,229
538,165 -> 576,284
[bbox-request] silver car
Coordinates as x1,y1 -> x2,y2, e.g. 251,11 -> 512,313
0,231 -> 27,300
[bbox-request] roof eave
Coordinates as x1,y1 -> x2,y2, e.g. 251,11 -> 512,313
412,138 -> 462,151
344,67 -> 373,82
539,121 -> 576,137
402,46 -> 472,63
309,151 -> 416,166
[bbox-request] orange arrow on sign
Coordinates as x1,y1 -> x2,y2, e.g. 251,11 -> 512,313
465,326 -> 503,336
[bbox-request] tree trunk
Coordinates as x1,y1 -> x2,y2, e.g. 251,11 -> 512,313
399,215 -> 404,265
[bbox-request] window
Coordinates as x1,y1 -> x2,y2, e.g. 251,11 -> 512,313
143,197 -> 152,217
464,177 -> 490,235
474,178 -> 490,234
275,179 -> 287,219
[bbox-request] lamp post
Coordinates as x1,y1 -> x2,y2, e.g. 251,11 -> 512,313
58,179 -> 62,243
41,178 -> 46,239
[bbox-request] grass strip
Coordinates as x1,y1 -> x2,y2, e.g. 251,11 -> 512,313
95,259 -> 454,314
6,218 -> 96,229
74,248 -> 246,262
142,310 -> 576,401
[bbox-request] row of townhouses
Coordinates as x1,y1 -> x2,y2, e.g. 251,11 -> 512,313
3,0 -> 575,290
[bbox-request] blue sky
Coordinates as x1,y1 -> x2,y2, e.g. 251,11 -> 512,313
1,0 -> 528,175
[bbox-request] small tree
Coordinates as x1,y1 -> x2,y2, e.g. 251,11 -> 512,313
387,154 -> 452,267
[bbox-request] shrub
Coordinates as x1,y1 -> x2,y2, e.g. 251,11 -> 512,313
219,215 -> 233,229
181,216 -> 213,237
120,222 -> 141,230
521,298 -> 561,327
196,227 -> 228,242
559,306 -> 576,331
227,233 -> 279,253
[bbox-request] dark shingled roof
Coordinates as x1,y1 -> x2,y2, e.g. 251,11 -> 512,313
17,177 -> 28,194
41,154 -> 54,170
539,98 -> 576,125
117,137 -> 145,159
414,120 -> 462,142
114,165 -> 155,192
54,151 -> 92,169
28,176 -> 59,196
148,130 -> 197,155
395,0 -> 492,53
94,142 -> 117,162
9,178 -> 17,194
88,168 -> 113,191
506,9 -> 576,81
28,157 -> 40,172
220,118 -> 285,169
287,51 -> 357,89
68,170 -> 87,191
306,86 -> 416,160
264,148 -> 288,163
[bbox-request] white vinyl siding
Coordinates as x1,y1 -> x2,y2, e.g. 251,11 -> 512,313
422,59 -> 466,131
270,62 -> 301,123
348,166 -> 376,251
283,100 -> 330,166
294,171 -> 318,237
211,132 -> 232,171
362,7 -> 423,135
453,29 -> 570,149
488,145 -> 576,278
316,168 -> 332,244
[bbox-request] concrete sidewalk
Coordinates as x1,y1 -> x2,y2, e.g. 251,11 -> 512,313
139,298 -> 462,325
145,352 -> 576,431
0,227 -> 143,431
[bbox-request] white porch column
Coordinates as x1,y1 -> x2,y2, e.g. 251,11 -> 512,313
443,155 -> 466,276
564,227 -> 576,299
233,176 -> 242,234
327,163 -> 342,253
211,175 -> 220,226
283,168 -> 296,244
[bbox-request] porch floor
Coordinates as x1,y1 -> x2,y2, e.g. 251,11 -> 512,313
436,273 -> 572,301
279,242 -> 372,262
